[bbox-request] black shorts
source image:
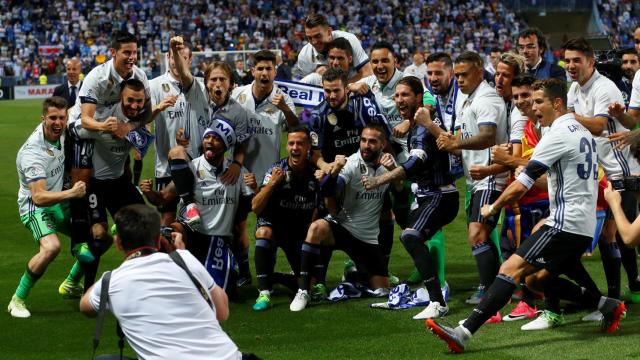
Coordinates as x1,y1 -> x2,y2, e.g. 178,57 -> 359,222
408,191 -> 458,238
327,219 -> 388,277
605,189 -> 637,221
256,218 -> 307,274
155,176 -> 180,214
468,189 -> 502,227
88,175 -> 144,223
70,133 -> 94,169
234,195 -> 252,224
515,225 -> 592,275
180,225 -> 230,263
382,190 -> 392,212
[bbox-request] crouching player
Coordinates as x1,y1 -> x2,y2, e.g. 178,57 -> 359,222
251,126 -> 320,311
290,124 -> 398,311
8,97 -> 87,318
141,119 -> 254,290
427,79 -> 626,353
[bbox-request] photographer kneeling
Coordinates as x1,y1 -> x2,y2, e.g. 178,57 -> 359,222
80,204 -> 247,360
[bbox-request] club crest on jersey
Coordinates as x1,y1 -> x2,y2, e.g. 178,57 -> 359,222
198,169 -> 205,180
162,83 -> 170,93
310,131 -> 319,146
327,113 -> 338,126
308,180 -> 316,191
46,149 -> 54,156
359,163 -> 368,175
265,106 -> 275,114
238,94 -> 246,104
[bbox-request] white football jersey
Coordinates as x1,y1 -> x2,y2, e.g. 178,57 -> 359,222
360,69 -> 409,162
16,124 -> 66,216
68,59 -> 149,125
630,70 -> 640,110
150,72 -> 198,178
189,157 -> 253,236
299,72 -> 322,86
74,103 -> 132,180
455,80 -> 509,192
293,30 -> 369,79
329,150 -> 389,244
231,83 -> 295,184
518,114 -> 598,237
568,70 -> 639,180
507,100 -> 527,144
403,63 -> 428,86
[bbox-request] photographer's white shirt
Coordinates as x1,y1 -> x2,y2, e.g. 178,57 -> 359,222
89,250 -> 241,360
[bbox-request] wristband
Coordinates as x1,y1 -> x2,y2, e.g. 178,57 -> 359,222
232,160 -> 243,167
488,204 -> 496,216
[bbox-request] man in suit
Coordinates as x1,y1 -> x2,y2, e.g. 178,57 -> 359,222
276,54 -> 292,81
53,58 -> 82,108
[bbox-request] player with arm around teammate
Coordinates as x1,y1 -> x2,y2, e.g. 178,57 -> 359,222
290,124 -> 398,312
363,76 -> 458,320
427,79 -> 626,353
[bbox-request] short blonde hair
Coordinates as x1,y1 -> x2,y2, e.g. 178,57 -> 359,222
499,52 -> 526,77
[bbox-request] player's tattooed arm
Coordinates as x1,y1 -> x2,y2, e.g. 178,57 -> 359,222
455,123 -> 496,150
311,149 -> 332,175
573,113 -> 607,136
363,153 -> 405,191
139,179 -> 177,205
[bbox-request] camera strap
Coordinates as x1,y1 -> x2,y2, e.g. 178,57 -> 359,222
169,251 -> 214,309
92,271 -> 129,360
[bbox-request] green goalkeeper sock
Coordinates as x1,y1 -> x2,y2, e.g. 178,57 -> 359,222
490,211 -> 504,263
14,267 -> 42,300
427,229 -> 446,285
65,260 -> 84,283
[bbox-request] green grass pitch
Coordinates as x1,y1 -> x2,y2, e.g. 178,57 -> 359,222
0,99 -> 639,359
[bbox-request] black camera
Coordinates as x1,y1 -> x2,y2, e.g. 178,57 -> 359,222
594,49 -> 623,84
160,226 -> 174,244
623,176 -> 640,192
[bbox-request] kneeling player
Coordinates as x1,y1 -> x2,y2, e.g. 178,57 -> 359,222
141,120 -> 254,289
290,124 -> 399,312
251,127 -> 319,311
363,76 -> 458,320
9,97 -> 87,318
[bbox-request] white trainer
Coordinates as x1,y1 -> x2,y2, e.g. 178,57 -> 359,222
413,301 -> 449,320
581,310 -> 603,322
7,295 -> 31,318
520,310 -> 564,331
289,290 -> 310,312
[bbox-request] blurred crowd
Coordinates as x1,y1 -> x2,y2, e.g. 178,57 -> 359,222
0,0 -> 634,84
